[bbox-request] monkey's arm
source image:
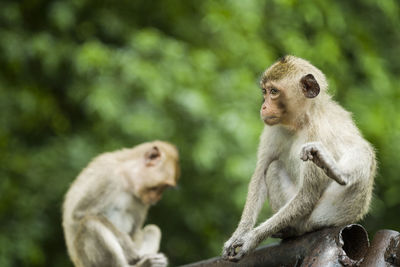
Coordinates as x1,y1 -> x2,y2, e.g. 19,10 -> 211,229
72,172 -> 120,220
132,225 -> 162,255
226,164 -> 328,261
130,224 -> 168,267
300,142 -> 348,185
235,161 -> 270,234
231,128 -> 281,235
222,151 -> 275,259
75,215 -> 140,266
222,128 -> 284,260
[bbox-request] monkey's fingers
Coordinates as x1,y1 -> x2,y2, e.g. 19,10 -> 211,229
139,253 -> 168,267
227,244 -> 242,258
227,247 -> 235,257
300,149 -> 313,161
149,258 -> 168,267
223,244 -> 236,260
152,253 -> 168,262
222,248 -> 230,260
300,150 -> 308,161
226,245 -> 234,257
228,248 -> 246,262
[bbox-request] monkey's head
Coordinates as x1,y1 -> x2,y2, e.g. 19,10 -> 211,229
121,141 -> 180,205
259,55 -> 328,127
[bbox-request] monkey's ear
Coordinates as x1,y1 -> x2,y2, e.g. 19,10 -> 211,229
145,146 -> 161,166
300,74 -> 320,98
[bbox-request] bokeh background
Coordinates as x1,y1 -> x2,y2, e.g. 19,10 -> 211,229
0,0 -> 399,266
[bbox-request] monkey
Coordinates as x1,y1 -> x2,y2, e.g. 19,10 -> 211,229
222,55 -> 376,262
62,141 -> 180,267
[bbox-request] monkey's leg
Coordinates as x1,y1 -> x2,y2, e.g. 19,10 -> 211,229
300,142 -> 347,185
130,225 -> 168,267
227,167 -> 329,261
75,216 -> 138,267
223,151 -> 275,260
135,224 -> 162,255
97,216 -> 143,264
223,171 -> 268,260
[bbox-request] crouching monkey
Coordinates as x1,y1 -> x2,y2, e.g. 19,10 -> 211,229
222,56 -> 376,261
63,141 -> 180,267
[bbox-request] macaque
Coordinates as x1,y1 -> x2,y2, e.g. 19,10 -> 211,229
222,56 -> 376,261
62,141 -> 180,267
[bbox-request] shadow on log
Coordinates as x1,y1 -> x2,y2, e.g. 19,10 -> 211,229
182,224 -> 400,267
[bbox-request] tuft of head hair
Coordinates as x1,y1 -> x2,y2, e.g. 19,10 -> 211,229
262,55 -> 328,92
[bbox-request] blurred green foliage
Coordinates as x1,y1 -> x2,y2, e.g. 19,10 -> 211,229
0,0 -> 399,266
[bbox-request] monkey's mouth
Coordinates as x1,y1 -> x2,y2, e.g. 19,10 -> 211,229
264,116 -> 278,119
263,116 -> 280,125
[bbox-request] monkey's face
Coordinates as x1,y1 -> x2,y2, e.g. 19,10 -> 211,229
259,56 -> 324,128
260,83 -> 286,126
130,141 -> 180,205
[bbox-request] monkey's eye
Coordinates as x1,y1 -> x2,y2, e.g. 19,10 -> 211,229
261,88 -> 267,95
270,88 -> 279,95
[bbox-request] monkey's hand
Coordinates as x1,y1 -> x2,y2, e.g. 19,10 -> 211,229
135,253 -> 168,267
222,230 -> 242,260
300,142 -> 347,185
222,231 -> 258,262
222,236 -> 238,260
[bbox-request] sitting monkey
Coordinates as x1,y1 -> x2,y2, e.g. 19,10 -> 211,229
62,141 -> 180,267
223,56 -> 376,261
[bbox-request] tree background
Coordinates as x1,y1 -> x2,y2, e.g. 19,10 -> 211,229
0,0 -> 399,266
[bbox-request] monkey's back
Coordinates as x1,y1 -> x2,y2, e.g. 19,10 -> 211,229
62,153 -> 120,265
